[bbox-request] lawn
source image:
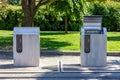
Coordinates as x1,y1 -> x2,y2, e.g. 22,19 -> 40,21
0,30 -> 120,51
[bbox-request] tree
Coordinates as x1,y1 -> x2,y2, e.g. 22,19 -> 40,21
0,0 -> 7,7
22,0 -> 55,27
50,0 -> 87,33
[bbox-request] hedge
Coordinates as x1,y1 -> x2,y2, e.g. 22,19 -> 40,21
88,2 -> 120,31
0,2 -> 120,31
0,5 -> 23,30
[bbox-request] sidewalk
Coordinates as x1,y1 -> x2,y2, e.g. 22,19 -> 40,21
0,52 -> 120,79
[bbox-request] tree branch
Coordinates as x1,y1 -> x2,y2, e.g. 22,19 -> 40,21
35,0 -> 51,11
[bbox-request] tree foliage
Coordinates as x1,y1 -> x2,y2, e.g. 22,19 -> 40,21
0,0 -> 7,7
50,0 -> 87,33
5,0 -> 21,5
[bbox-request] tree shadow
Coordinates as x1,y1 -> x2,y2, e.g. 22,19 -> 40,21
0,51 -> 13,60
0,64 -> 14,69
34,59 -> 120,80
40,37 -> 71,50
107,36 -> 120,41
0,32 -> 72,50
40,31 -> 66,36
40,31 -> 79,36
0,54 -> 120,79
0,36 -> 71,59
0,36 -> 13,50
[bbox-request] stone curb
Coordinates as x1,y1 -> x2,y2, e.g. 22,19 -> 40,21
0,50 -> 120,56
41,50 -> 120,56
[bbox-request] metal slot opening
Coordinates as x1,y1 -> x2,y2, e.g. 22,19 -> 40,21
84,35 -> 90,53
85,30 -> 101,34
16,35 -> 22,53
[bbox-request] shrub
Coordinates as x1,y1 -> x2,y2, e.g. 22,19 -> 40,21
34,6 -> 82,31
68,21 -> 80,31
5,0 -> 21,6
0,5 -> 23,30
88,2 -> 120,31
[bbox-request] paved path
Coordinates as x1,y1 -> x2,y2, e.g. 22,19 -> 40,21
0,54 -> 120,80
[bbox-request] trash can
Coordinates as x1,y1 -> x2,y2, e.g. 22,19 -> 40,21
81,15 -> 107,67
13,27 -> 40,67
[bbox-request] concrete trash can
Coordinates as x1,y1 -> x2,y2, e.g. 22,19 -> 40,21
81,15 -> 107,67
13,27 -> 40,67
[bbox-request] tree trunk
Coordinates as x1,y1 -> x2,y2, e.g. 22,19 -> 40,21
23,10 -> 35,27
22,0 -> 36,27
65,16 -> 68,34
21,0 -> 54,27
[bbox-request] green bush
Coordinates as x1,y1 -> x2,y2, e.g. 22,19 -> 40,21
0,5 -> 23,30
68,21 -> 80,31
88,2 -> 120,31
34,7 -> 81,31
5,0 -> 21,6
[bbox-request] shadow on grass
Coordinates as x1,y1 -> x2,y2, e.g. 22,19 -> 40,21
0,36 -> 13,50
0,35 -> 71,50
107,36 -> 120,41
40,37 -> 71,50
40,31 -> 65,36
0,35 -> 71,57
40,31 -> 79,36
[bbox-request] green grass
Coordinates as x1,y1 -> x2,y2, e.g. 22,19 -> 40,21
0,30 -> 120,51
107,32 -> 120,52
40,31 -> 80,51
0,30 -> 13,50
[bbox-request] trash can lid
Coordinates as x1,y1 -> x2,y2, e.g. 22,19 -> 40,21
14,27 -> 39,34
83,15 -> 102,28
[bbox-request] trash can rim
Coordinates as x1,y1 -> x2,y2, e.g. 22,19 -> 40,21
14,27 -> 39,34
